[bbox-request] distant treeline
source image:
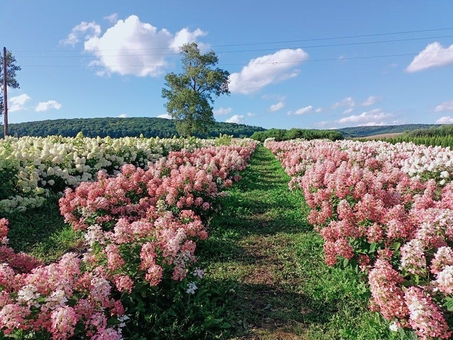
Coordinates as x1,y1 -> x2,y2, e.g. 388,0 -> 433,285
0,117 -> 266,139
337,124 -> 440,138
250,128 -> 344,142
367,124 -> 453,148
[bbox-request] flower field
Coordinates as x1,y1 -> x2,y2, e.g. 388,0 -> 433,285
0,134 -> 217,212
266,139 -> 453,339
0,136 -> 257,339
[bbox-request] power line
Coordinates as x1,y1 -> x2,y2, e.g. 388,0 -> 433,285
12,26 -> 453,54
13,34 -> 453,59
17,50 -> 453,68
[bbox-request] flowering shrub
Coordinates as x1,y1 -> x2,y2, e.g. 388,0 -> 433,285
0,135 -> 217,213
266,139 -> 453,339
0,218 -> 127,339
1,142 -> 258,338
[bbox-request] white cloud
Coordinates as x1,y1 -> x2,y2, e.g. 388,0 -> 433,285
332,97 -> 355,109
226,115 -> 244,124
247,112 -> 256,117
213,107 -> 232,116
169,28 -> 208,52
406,42 -> 453,73
35,100 -> 62,112
157,113 -> 172,119
337,108 -> 392,125
343,108 -> 354,114
229,49 -> 309,94
60,21 -> 101,46
436,116 -> 453,124
269,101 -> 285,112
435,100 -> 453,112
64,15 -> 207,77
118,113 -> 127,118
104,13 -> 118,24
315,108 -> 323,113
361,96 -> 378,107
9,94 -> 31,112
288,105 -> 313,115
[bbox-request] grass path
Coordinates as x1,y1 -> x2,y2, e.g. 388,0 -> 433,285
199,145 -> 393,340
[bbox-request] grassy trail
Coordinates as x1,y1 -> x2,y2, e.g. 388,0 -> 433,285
199,145 -> 392,340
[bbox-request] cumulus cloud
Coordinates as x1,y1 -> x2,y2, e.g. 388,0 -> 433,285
9,94 -> 31,112
436,116 -> 453,124
406,42 -> 453,73
229,49 -> 309,94
213,107 -> 232,116
169,28 -> 208,52
35,100 -> 62,112
118,113 -> 127,118
288,105 -> 313,115
332,97 -> 355,109
337,108 -> 392,125
435,100 -> 453,112
226,115 -> 244,124
269,101 -> 285,112
63,15 -> 207,77
247,112 -> 256,117
60,21 -> 101,46
361,96 -> 378,107
157,113 -> 172,119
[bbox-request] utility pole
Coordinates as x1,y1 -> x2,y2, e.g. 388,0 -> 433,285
2,47 -> 8,138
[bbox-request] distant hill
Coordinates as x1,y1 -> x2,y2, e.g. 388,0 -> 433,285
336,124 -> 441,138
0,119 -> 445,140
0,117 -> 266,139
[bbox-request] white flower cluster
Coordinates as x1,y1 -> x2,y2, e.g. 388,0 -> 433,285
0,135 -> 216,213
337,140 -> 453,185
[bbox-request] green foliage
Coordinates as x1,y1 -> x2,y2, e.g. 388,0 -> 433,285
338,124 -> 440,138
0,50 -> 21,115
250,127 -> 344,142
214,133 -> 233,146
120,277 -> 230,339
368,124 -> 453,147
162,43 -> 230,137
0,117 -> 265,139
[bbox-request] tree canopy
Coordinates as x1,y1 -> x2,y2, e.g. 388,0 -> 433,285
0,50 -> 21,116
162,43 -> 230,137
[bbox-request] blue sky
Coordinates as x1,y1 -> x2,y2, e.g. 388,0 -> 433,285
2,0 -> 453,130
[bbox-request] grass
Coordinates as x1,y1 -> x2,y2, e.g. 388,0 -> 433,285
3,144 -> 404,339
4,197 -> 83,264
198,145 -> 397,339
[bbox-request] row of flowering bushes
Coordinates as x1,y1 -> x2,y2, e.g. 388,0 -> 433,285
0,134 -> 216,212
0,142 -> 257,339
266,138 -> 453,339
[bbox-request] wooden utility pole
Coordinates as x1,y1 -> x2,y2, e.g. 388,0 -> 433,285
2,47 -> 8,138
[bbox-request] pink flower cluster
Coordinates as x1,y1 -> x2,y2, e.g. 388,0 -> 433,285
1,143 -> 257,338
266,139 -> 453,338
60,146 -> 252,230
0,246 -> 125,339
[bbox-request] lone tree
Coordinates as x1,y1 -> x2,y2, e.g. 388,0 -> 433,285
162,42 -> 230,137
1,49 -> 21,117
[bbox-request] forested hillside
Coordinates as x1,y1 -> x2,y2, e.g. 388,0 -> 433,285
1,119 -> 449,139
0,117 -> 266,138
337,124 -> 440,138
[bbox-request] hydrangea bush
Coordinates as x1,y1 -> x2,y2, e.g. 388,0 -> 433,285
0,141 -> 258,339
266,139 -> 453,339
0,135 -> 216,212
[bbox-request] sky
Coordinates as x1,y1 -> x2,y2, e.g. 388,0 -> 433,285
1,0 -> 453,130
